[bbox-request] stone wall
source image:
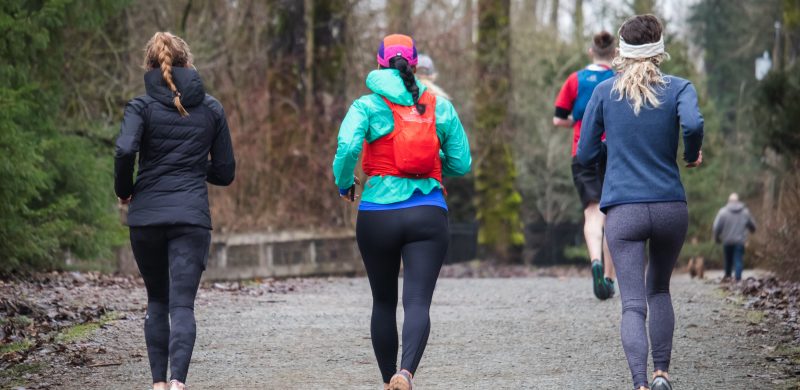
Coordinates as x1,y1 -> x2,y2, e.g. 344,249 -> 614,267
203,230 -> 361,280
117,220 -> 490,280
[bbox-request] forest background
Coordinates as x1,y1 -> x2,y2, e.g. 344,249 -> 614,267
2,0 -> 799,279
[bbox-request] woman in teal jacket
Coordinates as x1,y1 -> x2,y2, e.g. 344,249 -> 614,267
332,34 -> 471,390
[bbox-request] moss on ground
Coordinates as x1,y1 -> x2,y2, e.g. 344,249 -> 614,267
54,312 -> 119,343
745,310 -> 765,325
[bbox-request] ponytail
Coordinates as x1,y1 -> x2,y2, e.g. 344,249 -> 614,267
612,15 -> 669,115
389,56 -> 426,115
611,54 -> 669,115
143,32 -> 193,117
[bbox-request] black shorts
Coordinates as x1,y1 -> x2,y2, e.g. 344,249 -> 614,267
571,155 -> 606,209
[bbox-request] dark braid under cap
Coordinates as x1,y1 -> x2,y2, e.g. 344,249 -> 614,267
389,56 -> 426,114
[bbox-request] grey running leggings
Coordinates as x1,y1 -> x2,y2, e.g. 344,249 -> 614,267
605,202 -> 688,389
130,226 -> 210,384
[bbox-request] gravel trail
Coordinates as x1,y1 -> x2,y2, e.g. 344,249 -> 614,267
48,272 -> 786,389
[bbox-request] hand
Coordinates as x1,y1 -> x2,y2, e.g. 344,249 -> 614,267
339,176 -> 361,203
118,196 -> 132,205
686,150 -> 703,168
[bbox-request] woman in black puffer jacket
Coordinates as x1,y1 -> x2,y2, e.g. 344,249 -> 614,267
114,31 -> 235,390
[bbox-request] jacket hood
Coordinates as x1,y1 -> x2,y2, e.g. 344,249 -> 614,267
725,201 -> 746,213
366,69 -> 428,106
144,67 -> 206,108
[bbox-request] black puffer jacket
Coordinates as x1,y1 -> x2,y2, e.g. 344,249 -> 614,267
114,67 -> 235,229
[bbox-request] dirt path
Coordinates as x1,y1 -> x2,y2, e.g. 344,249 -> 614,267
24,271 -> 792,389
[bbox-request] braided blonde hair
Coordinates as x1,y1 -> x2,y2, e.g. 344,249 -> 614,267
143,32 -> 193,117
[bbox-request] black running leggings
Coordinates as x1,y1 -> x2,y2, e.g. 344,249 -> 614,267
356,206 -> 449,383
129,225 -> 210,384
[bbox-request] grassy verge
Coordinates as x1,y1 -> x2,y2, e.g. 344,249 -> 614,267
0,339 -> 33,355
0,316 -> 36,357
0,311 -> 121,386
0,362 -> 44,387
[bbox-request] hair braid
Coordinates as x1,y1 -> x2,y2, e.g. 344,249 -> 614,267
144,32 -> 192,117
390,56 -> 426,114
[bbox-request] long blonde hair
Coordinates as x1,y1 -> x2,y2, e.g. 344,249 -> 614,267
143,32 -> 194,117
611,15 -> 669,116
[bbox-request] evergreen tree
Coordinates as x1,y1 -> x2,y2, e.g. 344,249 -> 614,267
0,0 -> 127,272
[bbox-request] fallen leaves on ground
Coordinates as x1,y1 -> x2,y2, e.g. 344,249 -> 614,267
727,276 -> 800,342
0,271 -> 309,387
725,275 -> 800,379
0,272 -> 142,368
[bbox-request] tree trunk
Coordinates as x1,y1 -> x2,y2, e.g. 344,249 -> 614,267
475,0 -> 525,262
550,0 -> 559,30
574,0 -> 584,45
304,0 -> 315,151
466,0 -> 475,44
785,0 -> 800,67
387,0 -> 413,35
632,0 -> 657,14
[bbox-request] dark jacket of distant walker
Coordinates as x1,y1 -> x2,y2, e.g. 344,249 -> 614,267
713,201 -> 756,245
114,67 -> 236,229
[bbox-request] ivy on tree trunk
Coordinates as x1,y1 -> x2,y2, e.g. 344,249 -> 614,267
475,0 -> 525,262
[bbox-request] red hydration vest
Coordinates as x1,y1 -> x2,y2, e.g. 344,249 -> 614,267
362,91 -> 443,183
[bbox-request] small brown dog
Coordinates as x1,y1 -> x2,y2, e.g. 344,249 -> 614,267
688,256 -> 705,279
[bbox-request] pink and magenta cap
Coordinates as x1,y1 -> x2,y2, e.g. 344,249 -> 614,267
377,34 -> 418,67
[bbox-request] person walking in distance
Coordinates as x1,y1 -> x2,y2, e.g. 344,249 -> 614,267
713,193 -> 757,282
415,54 -> 451,100
554,31 -> 618,300
332,34 -> 471,390
577,15 -> 704,390
115,32 -> 235,390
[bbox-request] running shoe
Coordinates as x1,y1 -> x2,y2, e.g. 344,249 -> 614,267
650,373 -> 672,390
604,278 -> 616,298
388,370 -> 412,390
592,260 -> 609,300
168,380 -> 186,390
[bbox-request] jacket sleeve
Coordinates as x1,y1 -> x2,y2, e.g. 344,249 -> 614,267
745,209 -> 757,232
206,100 -> 236,186
712,209 -> 723,242
677,81 -> 704,163
576,90 -> 604,166
332,99 -> 369,189
436,99 -> 472,177
554,72 -> 578,118
114,98 -> 147,199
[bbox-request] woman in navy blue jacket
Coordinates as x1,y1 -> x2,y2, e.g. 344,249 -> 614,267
114,32 -> 235,390
577,15 -> 703,390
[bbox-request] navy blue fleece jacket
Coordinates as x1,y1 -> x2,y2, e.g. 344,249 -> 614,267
577,75 -> 703,212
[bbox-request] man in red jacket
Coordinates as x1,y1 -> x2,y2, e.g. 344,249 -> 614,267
553,31 -> 617,300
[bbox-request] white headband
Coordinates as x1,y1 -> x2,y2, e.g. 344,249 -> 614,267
618,35 -> 665,59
